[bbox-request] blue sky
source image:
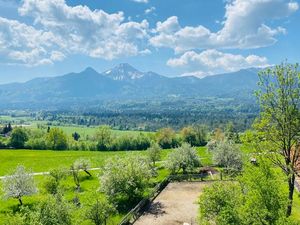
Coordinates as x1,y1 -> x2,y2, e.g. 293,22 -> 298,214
0,0 -> 299,83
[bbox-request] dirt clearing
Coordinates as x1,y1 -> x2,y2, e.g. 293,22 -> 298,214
134,181 -> 210,225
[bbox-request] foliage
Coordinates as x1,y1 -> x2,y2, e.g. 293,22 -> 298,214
193,124 -> 208,146
180,126 -> 197,146
156,128 -> 179,149
95,126 -> 112,150
199,162 -> 291,225
10,127 -> 28,148
38,194 -> 72,225
147,143 -> 162,166
72,132 -> 80,141
85,198 -> 115,225
238,161 -> 288,224
212,141 -> 243,174
165,143 -> 201,174
99,156 -> 151,211
46,128 -> 68,150
44,169 -> 67,195
211,128 -> 225,142
255,62 -> 300,216
2,165 -> 37,205
199,182 -> 242,225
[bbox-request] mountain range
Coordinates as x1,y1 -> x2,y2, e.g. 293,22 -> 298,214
0,63 -> 261,109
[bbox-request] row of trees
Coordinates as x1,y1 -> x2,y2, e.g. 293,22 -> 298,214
0,124 -> 220,151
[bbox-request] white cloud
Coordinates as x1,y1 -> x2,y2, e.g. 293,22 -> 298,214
167,49 -> 269,77
145,6 -> 155,14
17,0 -> 150,60
150,0 -> 298,52
0,0 -> 151,66
0,17 -> 63,66
131,0 -> 148,3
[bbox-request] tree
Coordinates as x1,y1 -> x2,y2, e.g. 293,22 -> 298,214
156,128 -> 178,149
147,143 -> 161,166
225,122 -> 235,141
44,169 -> 67,195
85,198 -> 115,225
180,126 -> 197,146
212,141 -> 243,174
74,158 -> 92,176
211,128 -> 225,142
238,161 -> 287,224
10,127 -> 28,148
255,62 -> 300,216
2,165 -> 37,205
166,143 -> 201,174
46,128 -> 68,150
99,156 -> 151,211
95,126 -> 112,150
193,124 -> 208,146
199,162 -> 289,225
72,132 -> 80,141
199,182 -> 242,225
70,164 -> 81,191
2,123 -> 12,135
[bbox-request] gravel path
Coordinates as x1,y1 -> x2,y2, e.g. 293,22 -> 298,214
134,182 -> 210,225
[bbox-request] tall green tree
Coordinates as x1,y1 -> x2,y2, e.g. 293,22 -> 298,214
255,62 -> 300,216
10,127 -> 28,148
95,126 -> 112,150
46,128 -> 68,150
180,126 -> 197,146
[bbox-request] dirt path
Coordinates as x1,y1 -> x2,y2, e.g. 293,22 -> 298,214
134,182 -> 209,225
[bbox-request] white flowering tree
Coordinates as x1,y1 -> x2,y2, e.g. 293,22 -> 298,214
2,165 -> 37,205
166,143 -> 201,174
99,156 -> 151,211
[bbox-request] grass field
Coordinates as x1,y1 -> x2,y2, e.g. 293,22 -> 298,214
0,147 -> 210,225
0,147 -> 210,176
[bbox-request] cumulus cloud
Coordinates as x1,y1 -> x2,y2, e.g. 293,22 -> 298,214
18,0 -> 149,60
150,0 -> 298,52
167,49 -> 269,77
0,0 -> 150,66
0,17 -> 63,66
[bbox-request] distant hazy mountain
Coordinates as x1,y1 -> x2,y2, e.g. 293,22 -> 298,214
0,63 -> 261,109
